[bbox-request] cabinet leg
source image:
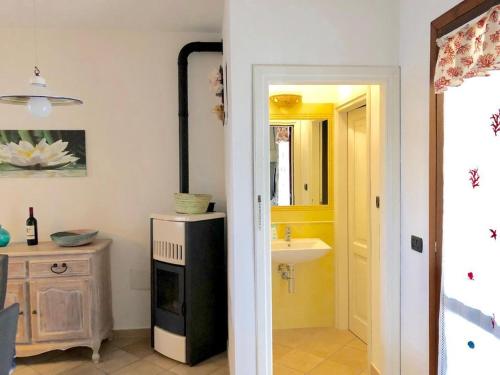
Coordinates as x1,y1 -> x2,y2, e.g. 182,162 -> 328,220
92,343 -> 101,363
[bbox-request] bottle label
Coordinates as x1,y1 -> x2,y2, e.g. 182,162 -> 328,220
26,225 -> 35,239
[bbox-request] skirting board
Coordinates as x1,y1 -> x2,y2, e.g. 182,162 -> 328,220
371,363 -> 381,375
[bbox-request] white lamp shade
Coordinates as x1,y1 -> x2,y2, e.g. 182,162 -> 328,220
0,73 -> 83,106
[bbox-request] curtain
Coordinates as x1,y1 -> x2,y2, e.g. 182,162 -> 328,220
274,126 -> 290,143
439,70 -> 500,374
434,5 -> 500,94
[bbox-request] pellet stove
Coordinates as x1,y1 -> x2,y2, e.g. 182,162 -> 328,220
150,212 -> 227,366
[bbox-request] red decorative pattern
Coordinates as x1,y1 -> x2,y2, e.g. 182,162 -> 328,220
490,229 -> 497,240
491,109 -> 500,136
434,5 -> 500,93
469,168 -> 480,188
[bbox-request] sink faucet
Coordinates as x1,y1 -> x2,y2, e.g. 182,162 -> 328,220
284,226 -> 292,242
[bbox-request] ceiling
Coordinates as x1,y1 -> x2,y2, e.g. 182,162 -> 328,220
0,0 -> 224,33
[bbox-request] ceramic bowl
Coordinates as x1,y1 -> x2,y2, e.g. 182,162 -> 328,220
50,229 -> 98,247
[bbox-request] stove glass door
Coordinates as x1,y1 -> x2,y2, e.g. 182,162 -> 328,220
154,260 -> 185,335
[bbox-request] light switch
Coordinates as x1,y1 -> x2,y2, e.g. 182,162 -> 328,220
411,235 -> 423,253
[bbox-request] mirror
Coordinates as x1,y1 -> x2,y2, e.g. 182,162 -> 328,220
270,119 -> 329,206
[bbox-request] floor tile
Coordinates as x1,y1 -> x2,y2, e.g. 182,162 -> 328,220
308,360 -> 361,375
276,348 -> 323,373
59,363 -> 106,375
12,365 -> 39,375
296,330 -> 350,358
273,343 -> 293,361
346,337 -> 368,352
121,338 -> 155,359
202,352 -> 228,368
95,348 -> 139,373
273,363 -> 303,375
273,328 -> 316,349
24,351 -> 84,375
169,359 -> 220,375
328,347 -> 367,372
313,328 -> 356,346
109,336 -> 145,349
111,359 -> 165,374
210,366 -> 230,375
143,353 -> 179,370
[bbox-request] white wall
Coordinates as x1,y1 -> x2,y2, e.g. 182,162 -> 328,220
223,0 -> 399,373
399,1 -> 461,374
0,28 -> 224,329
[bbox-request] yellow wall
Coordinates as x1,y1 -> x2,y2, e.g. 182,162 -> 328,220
270,102 -> 335,330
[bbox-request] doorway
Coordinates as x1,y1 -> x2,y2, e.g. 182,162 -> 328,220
253,65 -> 400,375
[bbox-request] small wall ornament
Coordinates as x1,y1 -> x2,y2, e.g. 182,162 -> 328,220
209,66 -> 225,124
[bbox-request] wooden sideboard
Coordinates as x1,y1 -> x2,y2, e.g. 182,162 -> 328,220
0,239 -> 113,362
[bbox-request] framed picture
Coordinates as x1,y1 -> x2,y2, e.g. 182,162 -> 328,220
0,130 -> 87,177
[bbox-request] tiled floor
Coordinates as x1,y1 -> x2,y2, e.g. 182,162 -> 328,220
13,331 -> 228,375
273,327 -> 368,375
13,328 -> 364,375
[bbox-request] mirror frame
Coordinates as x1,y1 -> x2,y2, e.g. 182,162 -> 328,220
270,102 -> 334,218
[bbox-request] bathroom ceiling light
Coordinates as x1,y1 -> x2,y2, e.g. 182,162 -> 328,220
0,0 -> 83,118
269,94 -> 302,107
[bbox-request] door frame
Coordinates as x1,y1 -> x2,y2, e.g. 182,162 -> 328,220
253,65 -> 400,375
428,1 -> 498,374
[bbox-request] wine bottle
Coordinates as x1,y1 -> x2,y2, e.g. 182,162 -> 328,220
26,207 -> 38,246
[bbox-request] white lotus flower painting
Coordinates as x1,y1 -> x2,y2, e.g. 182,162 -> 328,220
0,130 -> 86,177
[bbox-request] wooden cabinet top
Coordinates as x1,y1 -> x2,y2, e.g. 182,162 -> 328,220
0,239 -> 112,257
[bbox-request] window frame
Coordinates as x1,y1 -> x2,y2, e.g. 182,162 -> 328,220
429,1 -> 500,374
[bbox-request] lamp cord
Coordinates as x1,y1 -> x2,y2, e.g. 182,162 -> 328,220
32,0 -> 39,70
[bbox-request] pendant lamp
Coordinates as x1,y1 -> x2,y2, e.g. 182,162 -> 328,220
0,0 -> 83,117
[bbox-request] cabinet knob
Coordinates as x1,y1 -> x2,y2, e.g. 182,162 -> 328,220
19,311 -> 24,316
32,310 -> 37,315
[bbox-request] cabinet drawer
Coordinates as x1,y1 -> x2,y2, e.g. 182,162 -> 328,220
29,258 -> 91,278
8,260 -> 27,279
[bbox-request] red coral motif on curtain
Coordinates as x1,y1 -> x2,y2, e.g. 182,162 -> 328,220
434,5 -> 500,93
491,109 -> 500,135
469,168 -> 480,188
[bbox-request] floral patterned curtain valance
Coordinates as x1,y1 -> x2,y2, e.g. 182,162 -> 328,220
434,5 -> 500,94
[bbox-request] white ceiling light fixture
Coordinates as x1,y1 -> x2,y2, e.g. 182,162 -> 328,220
0,0 -> 83,118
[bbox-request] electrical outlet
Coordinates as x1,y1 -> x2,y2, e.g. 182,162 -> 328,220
411,235 -> 423,253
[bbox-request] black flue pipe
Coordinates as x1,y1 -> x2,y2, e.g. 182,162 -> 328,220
178,41 -> 223,193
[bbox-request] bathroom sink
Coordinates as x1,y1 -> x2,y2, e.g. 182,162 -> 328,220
271,238 -> 332,264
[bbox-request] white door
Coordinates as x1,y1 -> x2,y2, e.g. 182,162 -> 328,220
347,106 -> 370,343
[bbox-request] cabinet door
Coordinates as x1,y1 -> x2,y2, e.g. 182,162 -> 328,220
30,279 -> 91,342
5,280 -> 29,343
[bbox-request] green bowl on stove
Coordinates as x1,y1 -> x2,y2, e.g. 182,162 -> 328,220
50,229 -> 98,247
